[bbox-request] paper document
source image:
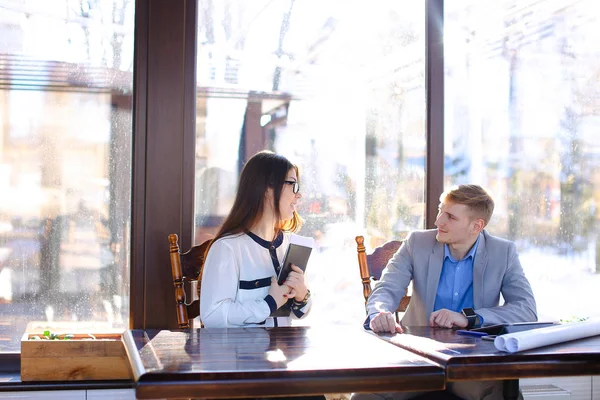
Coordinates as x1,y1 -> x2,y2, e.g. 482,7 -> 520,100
494,318 -> 600,353
289,234 -> 314,248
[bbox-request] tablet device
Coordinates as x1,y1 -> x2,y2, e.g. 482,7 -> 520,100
470,321 -> 557,336
277,234 -> 314,285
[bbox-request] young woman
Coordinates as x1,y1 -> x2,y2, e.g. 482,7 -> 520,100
200,150 -> 312,328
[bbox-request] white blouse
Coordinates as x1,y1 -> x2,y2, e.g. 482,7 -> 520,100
200,231 -> 312,328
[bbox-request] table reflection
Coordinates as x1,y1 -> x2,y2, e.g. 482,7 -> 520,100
124,326 -> 446,399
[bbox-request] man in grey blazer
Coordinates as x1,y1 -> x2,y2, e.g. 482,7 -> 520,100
358,184 -> 537,400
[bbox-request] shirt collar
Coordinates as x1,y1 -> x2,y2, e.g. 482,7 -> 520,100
246,230 -> 284,249
444,233 -> 481,262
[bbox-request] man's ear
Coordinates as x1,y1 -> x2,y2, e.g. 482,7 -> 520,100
472,218 -> 485,234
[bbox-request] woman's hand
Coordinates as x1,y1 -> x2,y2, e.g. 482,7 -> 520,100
268,276 -> 290,308
284,264 -> 308,302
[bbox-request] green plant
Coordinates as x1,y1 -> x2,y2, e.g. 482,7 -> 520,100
29,331 -> 76,340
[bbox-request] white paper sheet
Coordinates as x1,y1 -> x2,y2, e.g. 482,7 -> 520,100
290,233 -> 315,248
494,318 -> 600,353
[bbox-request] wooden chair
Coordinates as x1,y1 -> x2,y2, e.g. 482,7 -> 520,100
168,234 -> 211,328
356,235 -> 411,323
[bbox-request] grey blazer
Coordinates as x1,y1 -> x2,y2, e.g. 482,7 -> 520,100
366,229 -> 537,326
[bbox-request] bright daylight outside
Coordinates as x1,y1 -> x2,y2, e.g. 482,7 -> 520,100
194,0 -> 600,329
445,0 -> 600,322
193,0 -> 426,327
0,0 -> 134,352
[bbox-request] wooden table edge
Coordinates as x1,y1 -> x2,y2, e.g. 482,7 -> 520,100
135,370 -> 445,399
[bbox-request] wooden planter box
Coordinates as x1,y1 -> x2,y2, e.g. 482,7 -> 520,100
21,332 -> 133,381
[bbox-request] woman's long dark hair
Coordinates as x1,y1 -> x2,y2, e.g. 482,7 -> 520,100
211,151 -> 302,246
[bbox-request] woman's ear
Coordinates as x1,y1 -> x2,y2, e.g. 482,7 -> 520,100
263,188 -> 277,215
265,187 -> 274,199
264,187 -> 274,206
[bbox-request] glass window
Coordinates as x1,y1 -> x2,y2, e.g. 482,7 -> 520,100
195,0 -> 426,325
445,0 -> 600,321
0,0 -> 134,352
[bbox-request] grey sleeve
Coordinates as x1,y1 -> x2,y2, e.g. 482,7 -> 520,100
366,236 -> 414,317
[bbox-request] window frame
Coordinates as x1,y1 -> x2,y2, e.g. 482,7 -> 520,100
129,0 -> 199,330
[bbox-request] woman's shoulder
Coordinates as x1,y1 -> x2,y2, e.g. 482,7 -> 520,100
209,233 -> 247,251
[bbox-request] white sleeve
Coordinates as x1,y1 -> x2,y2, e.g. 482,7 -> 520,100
290,296 -> 312,320
200,239 -> 272,327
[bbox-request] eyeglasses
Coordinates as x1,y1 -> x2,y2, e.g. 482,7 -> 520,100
283,180 -> 300,194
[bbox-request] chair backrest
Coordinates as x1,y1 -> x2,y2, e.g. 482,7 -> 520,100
168,234 -> 211,328
356,236 -> 411,317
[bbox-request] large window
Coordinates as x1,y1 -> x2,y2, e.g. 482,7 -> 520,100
0,0 -> 134,353
3,0 -> 597,361
193,0 -> 426,325
445,0 -> 600,321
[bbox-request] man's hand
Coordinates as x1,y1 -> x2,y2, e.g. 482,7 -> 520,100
369,311 -> 403,334
429,309 -> 468,328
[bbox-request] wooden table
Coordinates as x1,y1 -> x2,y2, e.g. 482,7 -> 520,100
375,326 -> 600,400
122,326 -> 445,399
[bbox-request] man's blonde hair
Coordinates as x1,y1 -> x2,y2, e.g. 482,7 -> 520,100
440,184 -> 495,226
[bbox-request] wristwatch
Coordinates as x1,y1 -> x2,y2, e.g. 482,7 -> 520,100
292,289 -> 311,310
298,289 -> 311,303
462,307 -> 477,329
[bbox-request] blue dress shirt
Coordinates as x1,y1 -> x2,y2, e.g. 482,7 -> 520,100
433,235 -> 480,313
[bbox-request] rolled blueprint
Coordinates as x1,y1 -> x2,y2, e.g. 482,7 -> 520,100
494,318 -> 600,353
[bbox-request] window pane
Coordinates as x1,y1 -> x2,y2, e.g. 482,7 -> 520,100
0,0 -> 134,352
445,0 -> 600,321
195,0 -> 425,325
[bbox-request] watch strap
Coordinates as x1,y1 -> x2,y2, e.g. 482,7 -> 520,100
292,289 -> 311,309
465,315 -> 476,329
462,308 -> 477,329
